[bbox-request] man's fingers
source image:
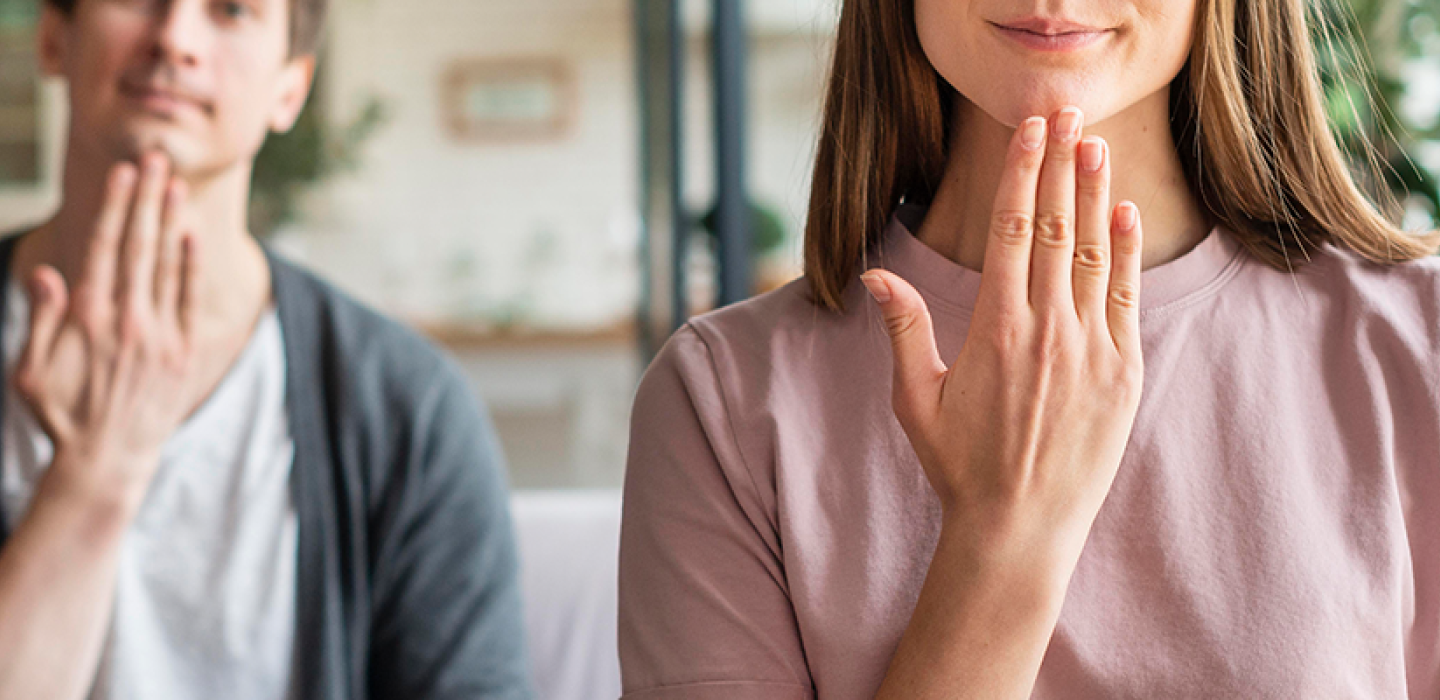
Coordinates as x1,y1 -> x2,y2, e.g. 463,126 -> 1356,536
178,234 -> 201,337
1106,202 -> 1144,357
154,180 -> 188,318
861,270 -> 946,431
18,266 -> 69,380
1030,106 -> 1083,311
120,153 -> 169,318
976,116 -> 1047,314
81,163 -> 138,309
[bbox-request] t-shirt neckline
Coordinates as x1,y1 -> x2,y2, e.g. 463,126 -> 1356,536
873,203 -> 1246,318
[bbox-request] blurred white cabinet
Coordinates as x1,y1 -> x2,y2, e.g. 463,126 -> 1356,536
511,490 -> 623,700
434,325 -> 640,490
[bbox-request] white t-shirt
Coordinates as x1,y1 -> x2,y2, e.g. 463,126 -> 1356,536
0,283 -> 298,700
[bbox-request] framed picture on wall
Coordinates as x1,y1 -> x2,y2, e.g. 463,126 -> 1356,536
441,58 -> 575,143
0,1 -> 41,185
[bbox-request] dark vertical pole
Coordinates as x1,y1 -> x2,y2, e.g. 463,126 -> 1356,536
634,0 -> 687,360
712,0 -> 750,306
666,0 -> 687,333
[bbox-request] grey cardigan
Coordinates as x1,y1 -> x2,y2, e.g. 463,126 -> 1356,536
0,236 -> 534,700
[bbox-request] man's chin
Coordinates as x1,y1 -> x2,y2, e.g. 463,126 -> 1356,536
110,128 -> 207,173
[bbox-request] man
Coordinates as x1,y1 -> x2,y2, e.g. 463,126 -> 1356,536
0,0 -> 532,698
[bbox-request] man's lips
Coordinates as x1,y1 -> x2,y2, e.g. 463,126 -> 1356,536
119,82 -> 214,115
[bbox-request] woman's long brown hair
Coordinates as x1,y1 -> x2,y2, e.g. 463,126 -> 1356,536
803,0 -> 1440,312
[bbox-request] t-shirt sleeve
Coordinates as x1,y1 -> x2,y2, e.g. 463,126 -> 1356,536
367,366 -> 533,700
1401,283 -> 1440,698
618,324 -> 814,700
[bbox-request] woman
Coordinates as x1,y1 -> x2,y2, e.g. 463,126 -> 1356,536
619,0 -> 1440,697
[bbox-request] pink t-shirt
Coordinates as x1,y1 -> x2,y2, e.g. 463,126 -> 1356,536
619,206 -> 1440,699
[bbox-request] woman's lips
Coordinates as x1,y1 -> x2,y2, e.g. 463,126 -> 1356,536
991,21 -> 1111,52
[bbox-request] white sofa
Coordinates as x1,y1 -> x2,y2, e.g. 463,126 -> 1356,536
512,490 -> 624,700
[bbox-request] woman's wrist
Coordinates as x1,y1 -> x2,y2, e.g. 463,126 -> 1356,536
937,508 -> 1084,602
876,512 -> 1077,699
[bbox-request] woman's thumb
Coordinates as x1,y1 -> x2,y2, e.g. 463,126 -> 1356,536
860,269 -> 946,426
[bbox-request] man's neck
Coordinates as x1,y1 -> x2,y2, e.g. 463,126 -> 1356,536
13,148 -> 273,342
916,89 -> 1212,274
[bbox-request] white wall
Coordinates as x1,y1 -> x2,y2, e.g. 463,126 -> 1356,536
279,0 -> 645,330
281,0 -> 839,326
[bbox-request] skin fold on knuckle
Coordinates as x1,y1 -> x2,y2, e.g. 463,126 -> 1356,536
1076,178 -> 1107,197
1108,282 -> 1140,311
1072,245 -> 1110,276
1046,142 -> 1077,164
883,308 -> 925,342
1112,234 -> 1142,258
1034,212 -> 1073,249
990,210 -> 1034,245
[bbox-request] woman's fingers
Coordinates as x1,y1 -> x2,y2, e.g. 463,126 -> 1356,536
1106,202 -> 1144,357
1030,107 -> 1083,311
1073,136 -> 1112,325
119,153 -> 169,326
862,270 -> 946,431
976,116 -> 1047,314
154,179 -> 188,321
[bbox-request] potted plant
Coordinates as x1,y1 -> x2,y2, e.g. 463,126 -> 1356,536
1315,0 -> 1440,229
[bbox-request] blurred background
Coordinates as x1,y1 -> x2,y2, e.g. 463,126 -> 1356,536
1,0 -> 843,493
0,0 -> 1437,697
1,0 -> 1438,491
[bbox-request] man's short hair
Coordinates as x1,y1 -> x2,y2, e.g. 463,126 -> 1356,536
44,0 -> 327,57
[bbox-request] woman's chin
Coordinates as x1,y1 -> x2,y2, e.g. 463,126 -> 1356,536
966,83 -> 1118,129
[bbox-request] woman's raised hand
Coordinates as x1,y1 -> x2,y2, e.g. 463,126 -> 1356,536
862,106 -> 1144,572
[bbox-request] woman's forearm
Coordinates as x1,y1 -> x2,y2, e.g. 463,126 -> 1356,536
867,109 -> 1143,700
875,516 -> 1077,700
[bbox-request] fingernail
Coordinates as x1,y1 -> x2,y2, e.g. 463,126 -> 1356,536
1079,138 -> 1105,173
1020,117 -> 1046,150
860,273 -> 891,304
113,163 -> 137,187
1053,107 -> 1082,140
1116,202 -> 1138,231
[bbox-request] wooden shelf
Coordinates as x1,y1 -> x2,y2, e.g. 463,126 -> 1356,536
412,270 -> 797,353
415,319 -> 636,352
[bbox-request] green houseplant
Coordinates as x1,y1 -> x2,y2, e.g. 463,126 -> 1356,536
1315,0 -> 1440,229
249,72 -> 387,237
